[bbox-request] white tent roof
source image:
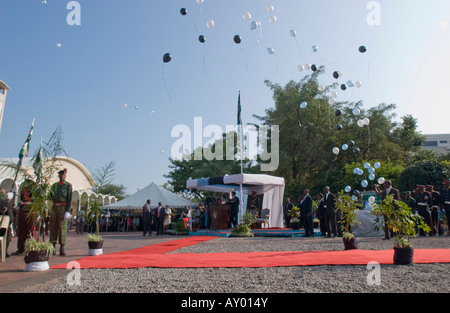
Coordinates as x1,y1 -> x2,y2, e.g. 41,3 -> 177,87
186,173 -> 285,228
102,182 -> 194,210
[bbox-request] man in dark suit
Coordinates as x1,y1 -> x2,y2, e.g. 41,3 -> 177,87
316,193 -> 326,236
323,186 -> 338,238
142,199 -> 152,236
415,185 -> 432,236
283,198 -> 294,228
374,180 -> 400,239
154,202 -> 165,235
227,191 -> 240,228
300,189 -> 314,237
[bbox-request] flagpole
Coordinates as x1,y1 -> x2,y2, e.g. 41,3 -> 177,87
238,92 -> 244,222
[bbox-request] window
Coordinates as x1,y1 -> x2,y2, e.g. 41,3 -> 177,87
439,140 -> 448,144
423,141 -> 438,147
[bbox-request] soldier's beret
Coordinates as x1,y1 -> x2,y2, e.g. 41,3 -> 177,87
426,185 -> 434,189
58,168 -> 67,174
443,179 -> 450,184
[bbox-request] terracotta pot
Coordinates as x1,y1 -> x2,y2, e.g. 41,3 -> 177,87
88,240 -> 104,249
343,237 -> 357,250
393,247 -> 414,265
24,250 -> 50,264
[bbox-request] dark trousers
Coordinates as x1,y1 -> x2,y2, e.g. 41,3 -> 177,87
17,208 -> 34,253
155,217 -> 164,235
431,207 -> 443,235
303,213 -> 314,237
418,207 -> 431,236
143,218 -> 152,235
324,211 -> 337,237
230,210 -> 238,228
318,217 -> 326,235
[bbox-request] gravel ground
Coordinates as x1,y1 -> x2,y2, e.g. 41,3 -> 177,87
23,235 -> 450,294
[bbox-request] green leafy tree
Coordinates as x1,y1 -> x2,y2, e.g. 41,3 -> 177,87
398,160 -> 450,192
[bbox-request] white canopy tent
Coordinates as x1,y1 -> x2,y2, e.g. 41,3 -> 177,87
186,173 -> 285,228
102,182 -> 195,211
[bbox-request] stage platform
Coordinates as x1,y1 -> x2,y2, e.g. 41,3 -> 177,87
189,228 -> 322,237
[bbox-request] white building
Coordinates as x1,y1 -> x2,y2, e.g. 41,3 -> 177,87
421,134 -> 450,155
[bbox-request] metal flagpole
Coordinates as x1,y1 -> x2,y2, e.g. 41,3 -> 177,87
238,92 -> 244,222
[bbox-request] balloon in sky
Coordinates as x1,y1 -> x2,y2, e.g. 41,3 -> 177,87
342,144 -> 348,151
160,150 -> 165,154
267,48 -> 275,55
333,71 -> 339,79
304,64 -> 311,70
242,12 -> 252,21
199,35 -> 206,43
364,162 -> 370,168
378,177 -> 385,184
318,85 -> 326,92
336,124 -> 343,131
300,101 -> 307,109
56,43 -> 62,47
289,29 -> 296,37
150,110 -> 155,115
355,81 -> 363,88
269,16 -> 277,23
374,162 -> 381,169
359,46 -> 367,53
361,180 -> 368,188
123,103 -> 127,109
332,147 -> 340,155
357,119 -> 365,127
331,91 -> 339,98
345,186 -> 351,193
352,107 -> 361,116
267,5 -> 274,12
250,20 -> 261,30
335,109 -> 341,116
368,167 -> 375,174
206,19 -> 215,29
180,8 -> 187,15
353,167 -> 360,174
311,64 -> 317,72
312,45 -> 318,52
348,140 -> 355,147
363,117 -> 370,125
134,105 -> 139,110
297,65 -> 305,72
196,0 -> 204,4
328,97 -> 336,105
340,84 -> 347,91
163,53 -> 172,63
347,80 -> 354,87
233,35 -> 241,44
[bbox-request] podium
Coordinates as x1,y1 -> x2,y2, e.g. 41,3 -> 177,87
209,204 -> 230,229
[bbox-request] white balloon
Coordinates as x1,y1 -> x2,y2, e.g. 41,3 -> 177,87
342,144 -> 348,151
256,21 -> 261,28
300,101 -> 307,109
160,150 -> 165,154
150,110 -> 155,115
297,65 -> 305,72
206,19 -> 215,29
331,91 -> 339,98
364,162 -> 370,168
328,97 -> 336,105
290,29 -> 297,37
134,105 -> 139,110
363,117 -> 370,125
318,85 -> 326,92
358,169 -> 364,175
361,180 -> 368,188
368,167 -> 375,174
345,186 -> 351,193
347,80 -> 354,87
357,119 -> 365,127
368,196 -> 376,204
378,177 -> 385,184
304,64 -> 311,70
269,16 -> 277,23
242,12 -> 252,21
369,173 -> 375,181
123,103 -> 127,108
353,167 -> 360,174
196,0 -> 204,4
374,162 -> 381,169
338,71 -> 344,77
352,107 -> 361,115
332,147 -> 340,155
267,5 -> 274,12
56,43 -> 62,47
355,81 -> 363,88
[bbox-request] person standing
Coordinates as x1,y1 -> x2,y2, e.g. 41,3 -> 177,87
402,191 -> 416,214
374,180 -> 400,239
426,185 -> 443,236
142,199 -> 152,236
316,194 -> 326,236
323,186 -> 337,238
154,202 -> 165,235
415,185 -> 433,236
283,198 -> 293,229
164,205 -> 172,232
227,191 -> 240,228
76,208 -> 86,234
440,179 -> 450,236
300,189 -> 314,237
0,188 -> 13,258
49,168 -> 72,256
204,193 -> 215,229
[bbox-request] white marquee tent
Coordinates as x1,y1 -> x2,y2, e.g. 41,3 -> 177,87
102,182 -> 195,211
186,173 -> 285,228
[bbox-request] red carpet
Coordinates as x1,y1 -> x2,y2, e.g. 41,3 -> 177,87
51,236 -> 450,269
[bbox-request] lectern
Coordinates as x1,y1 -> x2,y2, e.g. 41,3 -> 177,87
209,204 -> 230,229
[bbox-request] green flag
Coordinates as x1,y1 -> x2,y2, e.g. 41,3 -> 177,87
33,138 -> 43,184
18,118 -> 34,159
237,92 -> 242,126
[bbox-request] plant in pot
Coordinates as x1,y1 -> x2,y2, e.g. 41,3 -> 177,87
288,206 -> 301,230
229,211 -> 255,237
87,198 -> 103,255
372,194 -> 430,265
172,216 -> 190,235
335,191 -> 360,250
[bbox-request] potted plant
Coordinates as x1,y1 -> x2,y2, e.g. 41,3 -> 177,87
372,194 -> 430,265
172,216 -> 190,235
335,191 -> 360,250
23,235 -> 55,272
87,198 -> 103,255
229,211 -> 255,237
288,206 -> 301,230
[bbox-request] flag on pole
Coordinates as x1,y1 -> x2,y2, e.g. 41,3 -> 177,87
33,137 -> 43,184
18,118 -> 35,159
237,92 -> 242,126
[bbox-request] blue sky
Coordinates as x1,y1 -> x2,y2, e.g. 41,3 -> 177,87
0,0 -> 449,194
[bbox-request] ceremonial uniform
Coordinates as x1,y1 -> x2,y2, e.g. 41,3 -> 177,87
13,180 -> 36,255
49,169 -> 72,255
415,186 -> 432,236
427,186 -> 443,236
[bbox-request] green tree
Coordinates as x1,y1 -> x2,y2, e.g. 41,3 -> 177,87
398,160 -> 450,192
92,161 -> 127,200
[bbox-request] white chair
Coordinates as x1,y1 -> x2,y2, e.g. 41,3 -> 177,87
256,209 -> 270,229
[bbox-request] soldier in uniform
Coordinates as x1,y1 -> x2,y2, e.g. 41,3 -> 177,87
49,168 -> 72,256
440,179 -> 450,236
415,185 -> 432,236
11,178 -> 36,256
426,185 -> 443,236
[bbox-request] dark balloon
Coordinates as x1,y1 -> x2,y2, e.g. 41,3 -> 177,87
348,140 -> 355,147
340,84 -> 347,91
333,71 -> 339,79
199,35 -> 206,43
359,46 -> 367,53
234,35 -> 241,44
353,147 -> 360,155
163,53 -> 172,63
180,8 -> 187,15
336,124 -> 343,131
311,64 -> 317,72
335,109 -> 341,116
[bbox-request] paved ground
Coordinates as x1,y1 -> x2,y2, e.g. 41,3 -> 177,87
0,230 -> 187,293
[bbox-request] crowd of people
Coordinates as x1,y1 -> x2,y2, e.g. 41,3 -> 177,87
283,179 -> 450,239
